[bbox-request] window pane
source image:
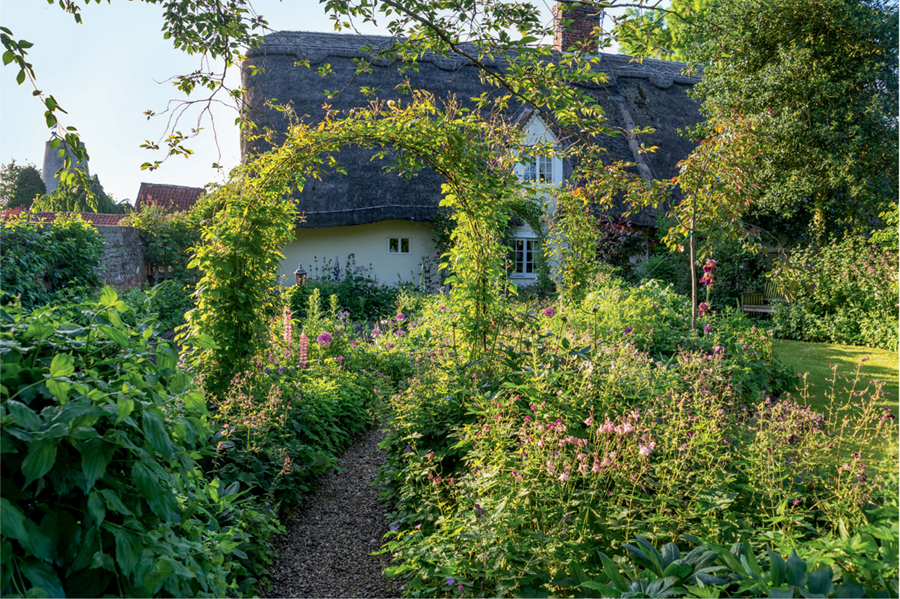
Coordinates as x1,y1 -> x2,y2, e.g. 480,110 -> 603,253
389,238 -> 398,253
401,238 -> 410,253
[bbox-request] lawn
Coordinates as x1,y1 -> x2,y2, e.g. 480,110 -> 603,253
773,339 -> 899,417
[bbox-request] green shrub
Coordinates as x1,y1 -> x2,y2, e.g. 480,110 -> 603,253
0,212 -> 104,308
376,290 -> 896,597
121,203 -> 201,283
121,280 -> 195,333
771,236 -> 898,350
0,288 -> 279,597
286,257 -> 402,322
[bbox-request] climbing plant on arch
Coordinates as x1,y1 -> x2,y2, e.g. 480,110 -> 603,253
184,92 -> 537,387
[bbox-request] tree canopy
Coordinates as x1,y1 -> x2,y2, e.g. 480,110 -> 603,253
686,0 -> 898,239
0,160 -> 46,209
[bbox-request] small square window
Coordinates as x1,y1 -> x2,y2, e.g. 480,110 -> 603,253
521,153 -> 553,184
510,237 -> 538,277
388,237 -> 411,254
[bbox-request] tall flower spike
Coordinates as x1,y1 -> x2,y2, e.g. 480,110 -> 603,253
283,305 -> 293,357
298,331 -> 308,369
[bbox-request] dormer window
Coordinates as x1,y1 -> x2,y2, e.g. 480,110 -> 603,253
522,154 -> 554,184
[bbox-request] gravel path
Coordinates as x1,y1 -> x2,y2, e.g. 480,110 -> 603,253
266,425 -> 401,598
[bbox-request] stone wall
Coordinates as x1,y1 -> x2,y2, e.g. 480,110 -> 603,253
95,226 -> 146,290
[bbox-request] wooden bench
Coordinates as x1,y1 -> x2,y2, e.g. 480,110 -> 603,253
740,281 -> 787,314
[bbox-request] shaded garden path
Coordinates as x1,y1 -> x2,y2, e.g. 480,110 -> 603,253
266,426 -> 400,598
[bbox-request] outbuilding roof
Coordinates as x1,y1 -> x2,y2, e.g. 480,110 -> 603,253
135,183 -> 205,212
242,31 -> 703,228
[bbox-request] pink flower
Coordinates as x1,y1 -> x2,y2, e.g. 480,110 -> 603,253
598,418 -> 616,434
591,460 -> 601,473
639,441 -> 656,457
543,307 -> 555,318
698,302 -> 710,316
583,415 -> 594,427
372,328 -> 382,337
335,356 -> 345,362
558,472 -> 569,482
317,331 -> 333,346
438,305 -> 448,311
396,313 -> 406,322
298,331 -> 308,369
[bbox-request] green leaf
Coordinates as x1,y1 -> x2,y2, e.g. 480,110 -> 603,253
663,562 -> 692,580
182,391 -> 206,413
6,400 -> 41,431
768,550 -> 787,587
82,439 -> 114,492
87,491 -> 105,526
806,567 -> 834,597
0,498 -> 28,543
142,411 -> 173,459
116,396 -> 135,424
98,325 -> 129,347
156,558 -> 176,578
598,552 -> 630,592
45,379 -> 70,403
99,489 -> 134,517
21,438 -> 57,487
48,353 -> 74,378
580,580 -> 621,597
99,286 -> 118,308
114,528 -> 142,576
21,559 -> 65,598
785,550 -> 807,588
186,333 -> 219,350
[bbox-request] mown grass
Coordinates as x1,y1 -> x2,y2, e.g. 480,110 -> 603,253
773,339 -> 899,417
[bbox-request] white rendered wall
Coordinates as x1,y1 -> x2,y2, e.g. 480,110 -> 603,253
278,220 -> 439,287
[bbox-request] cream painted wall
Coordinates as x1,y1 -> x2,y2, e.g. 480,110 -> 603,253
278,220 -> 439,287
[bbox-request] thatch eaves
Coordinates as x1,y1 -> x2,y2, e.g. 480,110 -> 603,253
242,31 -> 703,228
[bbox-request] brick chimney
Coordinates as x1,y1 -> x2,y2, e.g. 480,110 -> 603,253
552,2 -> 601,53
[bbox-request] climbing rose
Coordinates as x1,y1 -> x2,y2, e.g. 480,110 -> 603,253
317,331 -> 333,346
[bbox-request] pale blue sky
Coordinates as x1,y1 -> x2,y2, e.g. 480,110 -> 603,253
0,0 -> 592,204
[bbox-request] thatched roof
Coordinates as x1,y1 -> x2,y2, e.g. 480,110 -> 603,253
242,31 -> 703,228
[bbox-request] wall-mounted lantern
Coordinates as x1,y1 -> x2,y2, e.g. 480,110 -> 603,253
294,263 -> 307,286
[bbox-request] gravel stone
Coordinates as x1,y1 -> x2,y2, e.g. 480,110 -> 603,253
266,426 -> 401,598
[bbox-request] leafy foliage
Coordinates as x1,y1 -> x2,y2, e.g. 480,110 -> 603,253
0,290 -> 253,597
121,202 -> 202,282
376,283 -> 896,597
32,174 -> 124,214
686,0 -> 899,239
0,211 -> 103,309
770,236 -> 898,350
0,160 -> 45,209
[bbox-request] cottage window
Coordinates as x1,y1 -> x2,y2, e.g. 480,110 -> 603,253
510,237 -> 538,277
388,237 -> 410,254
522,155 -> 553,184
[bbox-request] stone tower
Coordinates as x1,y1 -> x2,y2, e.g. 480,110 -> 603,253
41,128 -> 89,194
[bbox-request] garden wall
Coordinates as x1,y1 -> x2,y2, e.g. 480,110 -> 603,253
95,225 -> 146,289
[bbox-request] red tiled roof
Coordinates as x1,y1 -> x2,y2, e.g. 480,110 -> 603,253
135,183 -> 205,212
1,208 -> 127,226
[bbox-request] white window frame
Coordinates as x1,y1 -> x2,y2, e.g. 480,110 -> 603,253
510,235 -> 539,278
388,237 -> 411,254
521,154 -> 554,184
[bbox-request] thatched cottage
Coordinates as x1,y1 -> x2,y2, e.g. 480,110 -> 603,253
241,7 -> 703,286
